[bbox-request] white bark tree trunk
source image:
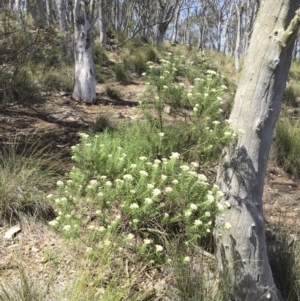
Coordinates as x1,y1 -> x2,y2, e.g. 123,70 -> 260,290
99,0 -> 107,46
234,1 -> 242,71
214,1 -> 300,300
73,0 -> 96,104
171,1 -> 182,45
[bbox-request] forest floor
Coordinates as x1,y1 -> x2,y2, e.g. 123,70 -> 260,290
1,75 -> 300,299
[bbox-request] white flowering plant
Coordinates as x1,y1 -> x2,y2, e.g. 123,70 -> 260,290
49,132 -> 230,264
139,55 -> 235,164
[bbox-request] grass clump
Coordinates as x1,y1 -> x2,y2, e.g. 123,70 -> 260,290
0,141 -> 55,223
284,84 -> 300,108
0,267 -> 44,301
268,230 -> 300,301
38,63 -> 74,92
91,114 -> 114,133
113,63 -> 129,83
105,86 -> 121,99
274,116 -> 300,177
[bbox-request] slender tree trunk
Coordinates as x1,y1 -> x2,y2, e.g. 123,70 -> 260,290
234,2 -> 242,71
99,0 -> 107,46
171,2 -> 181,45
16,0 -> 26,33
36,0 -> 46,28
215,1 -> 300,300
73,0 -> 96,103
222,3 -> 233,54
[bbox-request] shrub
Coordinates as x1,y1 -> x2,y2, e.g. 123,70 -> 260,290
39,64 -> 74,92
48,130 -> 231,265
105,86 -> 120,99
139,54 -> 236,164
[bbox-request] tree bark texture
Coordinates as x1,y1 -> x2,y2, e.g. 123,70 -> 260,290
73,0 -> 96,104
214,1 -> 300,300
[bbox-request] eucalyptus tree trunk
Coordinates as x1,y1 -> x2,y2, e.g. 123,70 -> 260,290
171,1 -> 182,45
99,0 -> 107,46
15,0 -> 26,33
222,2 -> 233,54
73,0 -> 96,103
156,0 -> 177,45
215,1 -> 300,300
234,1 -> 243,71
58,0 -> 67,53
36,0 -> 46,28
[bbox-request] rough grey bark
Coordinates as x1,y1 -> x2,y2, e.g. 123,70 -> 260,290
73,0 -> 96,103
214,1 -> 300,300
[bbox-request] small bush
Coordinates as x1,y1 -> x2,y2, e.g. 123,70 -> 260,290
105,86 -> 120,99
139,54 -> 235,164
122,43 -> 160,76
48,130 -> 230,265
0,68 -> 40,106
39,65 -> 74,92
91,114 -> 114,132
274,116 -> 300,177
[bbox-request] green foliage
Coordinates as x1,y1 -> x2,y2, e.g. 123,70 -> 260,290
0,67 -> 40,106
38,64 -> 74,92
0,141 -> 55,223
121,41 -> 160,76
139,54 -> 235,164
274,116 -> 300,177
48,129 -> 230,265
113,63 -> 129,82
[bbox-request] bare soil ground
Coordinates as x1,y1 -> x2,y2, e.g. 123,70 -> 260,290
0,78 -> 300,299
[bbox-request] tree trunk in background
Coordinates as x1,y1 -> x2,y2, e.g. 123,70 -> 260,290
171,2 -> 181,45
214,1 -> 300,300
222,2 -> 233,54
16,0 -> 26,33
73,0 -> 96,103
156,0 -> 177,45
36,0 -> 46,28
234,1 -> 242,71
58,0 -> 70,58
99,0 -> 107,46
